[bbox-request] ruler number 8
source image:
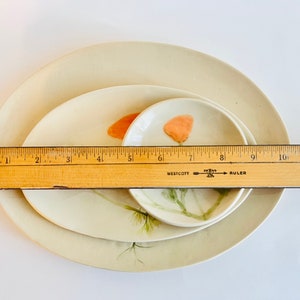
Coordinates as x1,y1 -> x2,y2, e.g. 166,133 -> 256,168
219,154 -> 225,161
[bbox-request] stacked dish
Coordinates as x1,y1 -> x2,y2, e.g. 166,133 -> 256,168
0,42 -> 288,271
123,97 -> 251,228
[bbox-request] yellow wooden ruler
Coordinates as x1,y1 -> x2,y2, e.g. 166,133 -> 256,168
0,145 -> 299,189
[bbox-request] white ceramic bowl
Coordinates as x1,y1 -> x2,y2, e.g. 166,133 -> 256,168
123,98 -> 248,227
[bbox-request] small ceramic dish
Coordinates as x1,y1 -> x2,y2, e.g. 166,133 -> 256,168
123,98 -> 248,227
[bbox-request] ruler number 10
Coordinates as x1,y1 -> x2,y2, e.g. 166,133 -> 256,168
279,153 -> 289,161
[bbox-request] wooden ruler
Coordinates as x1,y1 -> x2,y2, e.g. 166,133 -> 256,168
0,145 -> 299,189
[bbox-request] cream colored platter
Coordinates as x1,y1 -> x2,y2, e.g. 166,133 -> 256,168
21,85 -> 254,242
0,42 -> 288,271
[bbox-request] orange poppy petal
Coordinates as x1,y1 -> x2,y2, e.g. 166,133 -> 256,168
163,114 -> 194,144
107,113 -> 140,140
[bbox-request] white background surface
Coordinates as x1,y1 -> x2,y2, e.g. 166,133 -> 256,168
0,1 -> 299,299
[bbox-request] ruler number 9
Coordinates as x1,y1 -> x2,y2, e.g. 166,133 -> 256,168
250,154 -> 256,160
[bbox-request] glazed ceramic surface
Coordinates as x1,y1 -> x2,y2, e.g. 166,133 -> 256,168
123,98 -> 247,227
0,42 -> 288,271
22,87 -> 253,240
22,86 -> 234,242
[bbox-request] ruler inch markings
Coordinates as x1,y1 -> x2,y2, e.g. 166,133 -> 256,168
0,145 -> 300,189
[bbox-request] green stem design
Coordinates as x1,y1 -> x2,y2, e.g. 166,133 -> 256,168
92,190 -> 160,233
162,188 -> 188,213
118,242 -> 151,264
202,188 -> 230,220
124,205 -> 161,233
161,188 -> 230,221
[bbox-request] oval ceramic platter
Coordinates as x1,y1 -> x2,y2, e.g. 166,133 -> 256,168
22,86 -> 254,242
0,42 -> 288,271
